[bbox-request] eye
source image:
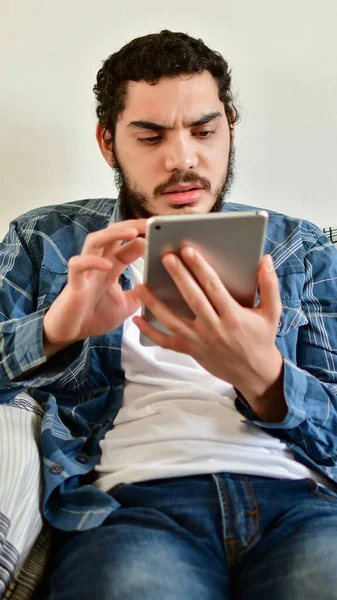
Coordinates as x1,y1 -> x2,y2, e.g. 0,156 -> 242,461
137,136 -> 162,145
194,130 -> 216,138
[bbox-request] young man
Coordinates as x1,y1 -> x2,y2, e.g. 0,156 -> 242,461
1,30 -> 337,599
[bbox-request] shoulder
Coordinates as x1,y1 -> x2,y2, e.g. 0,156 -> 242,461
13,198 -> 117,232
9,198 -> 118,264
223,201 -> 329,263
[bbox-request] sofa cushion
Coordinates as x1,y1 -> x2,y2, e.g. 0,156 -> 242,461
323,226 -> 337,247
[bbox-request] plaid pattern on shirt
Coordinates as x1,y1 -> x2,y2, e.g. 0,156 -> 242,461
0,197 -> 337,532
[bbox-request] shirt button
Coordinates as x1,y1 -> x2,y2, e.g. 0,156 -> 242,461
50,463 -> 63,474
76,455 -> 88,464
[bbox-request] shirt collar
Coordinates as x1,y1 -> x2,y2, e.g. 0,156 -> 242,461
108,194 -> 124,225
108,195 -> 132,282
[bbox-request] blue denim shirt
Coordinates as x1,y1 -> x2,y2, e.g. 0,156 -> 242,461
1,197 -> 337,531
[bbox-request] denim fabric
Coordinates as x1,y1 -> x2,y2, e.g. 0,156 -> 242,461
47,473 -> 337,599
1,198 -> 337,531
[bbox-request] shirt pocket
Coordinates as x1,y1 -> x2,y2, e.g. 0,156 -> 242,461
275,267 -> 308,337
37,252 -> 68,309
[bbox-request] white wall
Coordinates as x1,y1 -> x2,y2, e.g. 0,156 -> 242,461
1,0 -> 336,239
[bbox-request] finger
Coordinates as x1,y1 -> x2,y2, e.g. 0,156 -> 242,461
133,314 -> 193,354
161,253 -> 220,327
115,218 -> 147,236
121,288 -> 143,317
134,283 -> 197,342
67,255 -> 112,290
257,255 -> 282,323
105,237 -> 146,282
114,237 -> 146,264
107,218 -> 147,241
178,247 -> 239,317
82,224 -> 139,257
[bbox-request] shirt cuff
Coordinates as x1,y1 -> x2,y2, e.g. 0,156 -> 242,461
235,358 -> 308,430
7,309 -> 84,387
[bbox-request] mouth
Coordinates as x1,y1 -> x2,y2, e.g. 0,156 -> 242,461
162,185 -> 205,204
164,184 -> 203,193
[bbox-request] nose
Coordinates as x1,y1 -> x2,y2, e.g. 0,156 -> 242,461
164,136 -> 198,172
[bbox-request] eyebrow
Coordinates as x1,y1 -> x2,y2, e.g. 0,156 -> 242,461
127,111 -> 223,131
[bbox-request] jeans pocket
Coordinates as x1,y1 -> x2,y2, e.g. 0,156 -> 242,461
308,479 -> 337,503
108,482 -> 129,497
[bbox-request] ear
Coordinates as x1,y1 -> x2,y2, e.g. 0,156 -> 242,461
96,124 -> 116,167
228,108 -> 235,138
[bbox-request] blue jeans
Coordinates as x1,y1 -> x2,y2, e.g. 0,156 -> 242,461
47,473 -> 337,599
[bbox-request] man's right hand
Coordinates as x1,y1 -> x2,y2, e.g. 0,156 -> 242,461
43,219 -> 147,358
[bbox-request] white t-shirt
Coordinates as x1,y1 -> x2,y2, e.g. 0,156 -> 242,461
94,258 -> 328,491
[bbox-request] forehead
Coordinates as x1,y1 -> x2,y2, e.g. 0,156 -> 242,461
121,71 -> 225,124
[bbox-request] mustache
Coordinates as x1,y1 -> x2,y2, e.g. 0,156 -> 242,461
154,172 -> 212,196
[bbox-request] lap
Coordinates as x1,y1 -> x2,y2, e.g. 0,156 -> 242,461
46,505 -> 228,600
46,476 -> 337,600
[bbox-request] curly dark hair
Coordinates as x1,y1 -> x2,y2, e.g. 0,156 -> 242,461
93,30 -> 239,143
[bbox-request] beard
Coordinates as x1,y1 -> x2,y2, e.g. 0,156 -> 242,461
112,141 -> 236,220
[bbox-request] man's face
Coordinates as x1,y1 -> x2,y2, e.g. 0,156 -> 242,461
100,71 -> 235,217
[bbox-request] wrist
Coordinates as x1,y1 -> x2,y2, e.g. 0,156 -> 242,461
237,349 -> 287,423
43,312 -> 70,359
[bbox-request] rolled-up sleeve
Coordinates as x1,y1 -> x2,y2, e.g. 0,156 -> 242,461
237,225 -> 337,467
0,221 -> 83,393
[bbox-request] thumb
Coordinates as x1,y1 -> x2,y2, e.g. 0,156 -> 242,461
123,288 -> 142,317
258,255 -> 282,323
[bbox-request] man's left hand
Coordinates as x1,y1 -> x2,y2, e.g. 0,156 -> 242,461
133,247 -> 287,422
